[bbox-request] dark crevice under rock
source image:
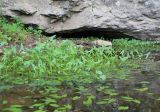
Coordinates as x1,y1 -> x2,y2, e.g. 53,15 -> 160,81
47,29 -> 136,40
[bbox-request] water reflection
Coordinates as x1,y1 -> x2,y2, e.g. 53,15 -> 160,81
0,53 -> 160,112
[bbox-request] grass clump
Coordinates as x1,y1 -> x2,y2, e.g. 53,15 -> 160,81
0,38 -> 158,87
0,17 -> 159,87
0,40 -> 121,85
0,18 -> 28,45
112,39 -> 159,57
0,17 -> 42,46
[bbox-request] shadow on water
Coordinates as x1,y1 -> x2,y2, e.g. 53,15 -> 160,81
0,52 -> 160,112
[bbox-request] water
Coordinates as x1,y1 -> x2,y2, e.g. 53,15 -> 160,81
0,52 -> 160,112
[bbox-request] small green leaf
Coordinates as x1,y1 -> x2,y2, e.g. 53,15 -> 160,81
2,100 -> 8,104
72,96 -> 80,101
50,104 -> 59,108
33,110 -> 47,112
135,87 -> 149,92
118,106 -> 129,111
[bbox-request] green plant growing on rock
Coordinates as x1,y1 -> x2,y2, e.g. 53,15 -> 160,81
0,17 -> 43,46
0,18 -> 27,44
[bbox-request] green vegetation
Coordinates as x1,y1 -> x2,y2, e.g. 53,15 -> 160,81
1,37 -> 158,86
0,17 -> 42,46
0,17 -> 160,112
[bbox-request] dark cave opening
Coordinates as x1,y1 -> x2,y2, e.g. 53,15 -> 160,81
49,29 -> 136,41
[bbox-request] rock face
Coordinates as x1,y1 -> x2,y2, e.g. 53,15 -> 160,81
1,0 -> 160,40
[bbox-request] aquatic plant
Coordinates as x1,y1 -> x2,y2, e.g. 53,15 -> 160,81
0,17 -> 160,112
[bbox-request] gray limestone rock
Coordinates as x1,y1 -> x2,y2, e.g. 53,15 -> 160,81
1,0 -> 160,40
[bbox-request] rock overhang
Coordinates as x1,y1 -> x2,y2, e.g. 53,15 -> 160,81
1,0 -> 160,40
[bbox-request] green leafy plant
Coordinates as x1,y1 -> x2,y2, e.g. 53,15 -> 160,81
118,106 -> 129,111
83,94 -> 95,107
0,16 -> 159,112
3,105 -> 23,112
121,96 -> 141,104
0,17 -> 42,46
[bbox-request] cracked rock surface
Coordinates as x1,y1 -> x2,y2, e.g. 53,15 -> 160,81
1,0 -> 160,40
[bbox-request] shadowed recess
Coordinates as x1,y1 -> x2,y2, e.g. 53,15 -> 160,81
53,28 -> 136,40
